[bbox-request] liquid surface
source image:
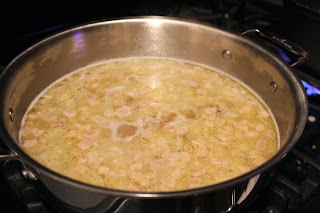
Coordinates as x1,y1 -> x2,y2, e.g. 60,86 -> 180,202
20,58 -> 278,191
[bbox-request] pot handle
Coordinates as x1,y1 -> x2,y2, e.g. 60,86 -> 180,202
0,146 -> 15,161
242,29 -> 309,67
0,150 -> 15,160
0,143 -> 38,180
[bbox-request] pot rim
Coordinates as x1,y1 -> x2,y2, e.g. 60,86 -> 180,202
0,16 -> 309,198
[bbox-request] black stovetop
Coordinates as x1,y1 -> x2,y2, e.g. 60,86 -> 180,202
1,0 -> 320,212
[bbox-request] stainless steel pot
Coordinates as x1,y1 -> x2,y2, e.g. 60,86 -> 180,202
0,17 -> 309,212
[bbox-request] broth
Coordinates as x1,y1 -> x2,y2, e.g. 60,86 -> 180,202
20,58 -> 279,191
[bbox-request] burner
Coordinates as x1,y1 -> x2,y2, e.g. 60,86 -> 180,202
0,160 -> 52,213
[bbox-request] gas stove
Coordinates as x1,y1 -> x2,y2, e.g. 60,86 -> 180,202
1,0 -> 320,212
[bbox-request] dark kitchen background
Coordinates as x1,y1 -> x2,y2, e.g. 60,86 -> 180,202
1,0 -> 320,212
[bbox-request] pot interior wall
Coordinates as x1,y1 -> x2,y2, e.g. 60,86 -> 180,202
1,18 -> 297,153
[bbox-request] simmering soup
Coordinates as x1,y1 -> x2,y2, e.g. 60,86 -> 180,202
20,58 -> 279,191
